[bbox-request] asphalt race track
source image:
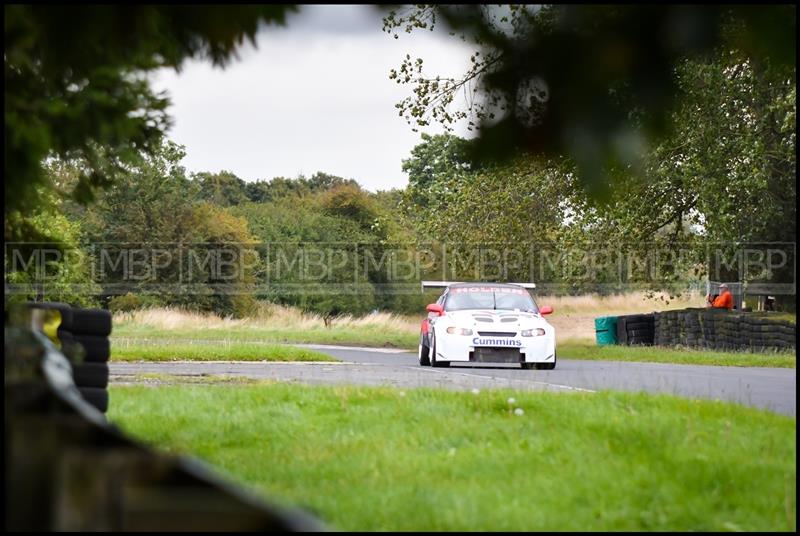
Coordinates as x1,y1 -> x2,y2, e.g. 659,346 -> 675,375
110,345 -> 796,416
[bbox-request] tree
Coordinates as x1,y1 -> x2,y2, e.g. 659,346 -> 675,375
5,5 -> 297,241
232,194 -> 378,317
194,171 -> 249,206
184,202 -> 259,317
241,172 -> 357,204
401,133 -> 474,207
244,177 -> 305,203
5,162 -> 100,307
546,51 -> 796,298
320,183 -> 381,233
399,44 -> 797,297
80,141 -> 258,316
384,5 -> 795,198
306,171 -> 359,193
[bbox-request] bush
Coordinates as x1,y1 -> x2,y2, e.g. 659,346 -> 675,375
108,293 -> 163,312
108,293 -> 142,312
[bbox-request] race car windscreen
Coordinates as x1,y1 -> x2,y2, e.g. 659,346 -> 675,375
444,287 -> 539,312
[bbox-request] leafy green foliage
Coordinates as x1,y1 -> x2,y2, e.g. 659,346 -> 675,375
384,5 -> 796,198
4,162 -> 100,307
401,133 -> 474,206
232,188 -> 378,317
400,48 -> 795,299
243,172 -> 361,204
564,51 -> 796,297
5,5 -> 296,240
108,293 -> 155,313
78,141 -> 258,316
7,5 -> 794,315
193,171 -> 249,207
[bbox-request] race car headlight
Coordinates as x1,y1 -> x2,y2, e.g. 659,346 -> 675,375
446,327 -> 473,336
521,328 -> 546,337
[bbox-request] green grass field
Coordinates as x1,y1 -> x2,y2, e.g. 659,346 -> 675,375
113,324 -> 419,349
111,335 -> 796,368
560,341 -> 796,368
108,383 -> 796,531
111,342 -> 334,362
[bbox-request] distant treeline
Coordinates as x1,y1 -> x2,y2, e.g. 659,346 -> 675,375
193,170 -> 361,206
5,49 -> 796,315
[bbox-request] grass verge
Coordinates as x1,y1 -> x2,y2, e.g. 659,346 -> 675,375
112,335 -> 796,368
113,325 -> 418,349
111,343 -> 334,362
108,383 -> 796,532
560,340 -> 796,368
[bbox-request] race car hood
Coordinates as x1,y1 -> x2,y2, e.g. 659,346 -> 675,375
443,309 -> 550,329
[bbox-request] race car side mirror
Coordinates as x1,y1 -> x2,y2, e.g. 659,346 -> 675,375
426,303 -> 444,316
539,306 -> 553,315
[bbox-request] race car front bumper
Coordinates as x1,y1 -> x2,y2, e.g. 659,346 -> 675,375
434,332 -> 555,364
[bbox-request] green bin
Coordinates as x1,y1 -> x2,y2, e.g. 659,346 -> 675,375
595,316 -> 618,345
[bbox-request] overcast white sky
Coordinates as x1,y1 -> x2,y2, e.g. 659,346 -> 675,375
150,4 -> 476,192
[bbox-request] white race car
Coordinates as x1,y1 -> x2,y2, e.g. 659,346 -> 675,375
418,281 -> 556,370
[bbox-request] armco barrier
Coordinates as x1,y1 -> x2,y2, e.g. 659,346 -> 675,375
649,309 -> 794,352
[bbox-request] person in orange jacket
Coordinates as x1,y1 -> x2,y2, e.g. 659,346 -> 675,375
706,283 -> 733,309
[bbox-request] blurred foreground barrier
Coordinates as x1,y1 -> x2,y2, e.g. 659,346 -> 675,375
5,305 -> 327,531
27,302 -> 113,414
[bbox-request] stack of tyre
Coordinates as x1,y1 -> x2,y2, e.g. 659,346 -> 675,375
713,313 -> 743,351
29,302 -> 112,414
616,313 -> 655,345
681,310 -> 704,348
653,311 -> 674,346
697,310 -> 717,349
743,318 -> 796,351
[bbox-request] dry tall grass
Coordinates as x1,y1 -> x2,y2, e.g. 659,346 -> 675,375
115,291 -> 704,342
536,291 -> 704,315
114,302 -> 419,333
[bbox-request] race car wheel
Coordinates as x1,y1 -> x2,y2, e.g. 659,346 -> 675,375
419,334 -> 431,366
536,352 -> 557,370
430,333 -> 450,368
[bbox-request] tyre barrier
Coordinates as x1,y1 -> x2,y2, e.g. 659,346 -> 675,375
72,363 -> 110,389
25,302 -> 112,413
78,386 -> 109,413
72,308 -> 113,337
6,319 -> 327,531
646,308 -> 794,352
72,335 -> 111,363
617,314 -> 655,346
